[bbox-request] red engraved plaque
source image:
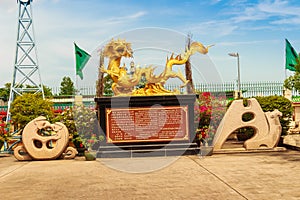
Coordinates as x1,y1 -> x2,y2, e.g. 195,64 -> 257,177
106,106 -> 189,143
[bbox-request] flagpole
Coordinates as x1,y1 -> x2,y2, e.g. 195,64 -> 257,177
285,69 -> 287,79
74,42 -> 91,96
76,75 -> 79,95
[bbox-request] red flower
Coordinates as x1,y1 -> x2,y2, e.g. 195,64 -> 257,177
200,106 -> 208,112
202,92 -> 211,98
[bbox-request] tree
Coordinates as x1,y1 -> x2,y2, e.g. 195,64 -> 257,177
10,93 -> 54,129
42,85 -> 53,98
96,49 -> 105,97
0,83 -> 11,102
0,83 -> 53,102
0,82 -> 52,102
25,84 -> 53,98
59,76 -> 76,96
185,33 -> 194,94
284,54 -> 300,92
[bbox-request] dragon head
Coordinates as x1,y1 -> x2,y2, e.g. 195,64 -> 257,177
103,38 -> 133,59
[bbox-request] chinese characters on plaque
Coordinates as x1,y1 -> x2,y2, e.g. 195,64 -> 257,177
106,106 -> 189,143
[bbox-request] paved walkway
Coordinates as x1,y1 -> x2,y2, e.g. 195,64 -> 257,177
1,150 -> 300,200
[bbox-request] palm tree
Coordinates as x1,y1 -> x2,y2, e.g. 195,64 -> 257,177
96,49 -> 105,97
185,33 -> 194,94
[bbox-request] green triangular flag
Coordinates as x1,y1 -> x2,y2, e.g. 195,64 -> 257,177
75,43 -> 91,80
285,39 -> 298,72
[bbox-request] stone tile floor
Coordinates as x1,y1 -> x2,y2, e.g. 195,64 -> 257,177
1,149 -> 300,200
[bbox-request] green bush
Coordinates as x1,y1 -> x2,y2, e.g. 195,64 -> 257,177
53,108 -> 77,135
10,93 -> 54,129
52,107 -> 84,149
255,96 -> 292,135
53,105 -> 100,150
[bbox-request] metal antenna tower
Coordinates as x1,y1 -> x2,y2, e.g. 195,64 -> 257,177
6,0 -> 44,122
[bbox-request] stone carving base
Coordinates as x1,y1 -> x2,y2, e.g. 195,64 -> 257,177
213,147 -> 286,154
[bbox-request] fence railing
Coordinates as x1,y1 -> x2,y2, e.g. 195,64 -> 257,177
52,81 -> 287,98
240,81 -> 284,97
51,86 -> 97,96
0,81 -> 298,114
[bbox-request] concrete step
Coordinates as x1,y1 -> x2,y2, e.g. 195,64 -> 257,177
96,142 -> 199,158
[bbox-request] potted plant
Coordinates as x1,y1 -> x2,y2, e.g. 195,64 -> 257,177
196,126 -> 214,156
82,134 -> 105,151
72,135 -> 86,156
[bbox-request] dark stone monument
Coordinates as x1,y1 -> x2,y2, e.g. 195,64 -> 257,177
94,95 -> 198,157
95,95 -> 196,144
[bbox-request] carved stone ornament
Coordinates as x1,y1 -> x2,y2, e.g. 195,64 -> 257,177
14,116 -> 77,161
213,98 -> 282,151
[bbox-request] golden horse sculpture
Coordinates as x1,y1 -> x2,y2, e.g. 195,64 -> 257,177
101,39 -> 213,96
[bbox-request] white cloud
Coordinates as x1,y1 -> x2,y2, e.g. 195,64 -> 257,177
258,0 -> 300,16
187,21 -> 239,37
128,11 -> 147,19
232,0 -> 300,24
271,18 -> 300,25
210,0 -> 222,5
218,39 -> 279,46
233,7 -> 269,22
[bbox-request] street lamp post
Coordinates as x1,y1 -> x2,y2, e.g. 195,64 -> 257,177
228,52 -> 241,98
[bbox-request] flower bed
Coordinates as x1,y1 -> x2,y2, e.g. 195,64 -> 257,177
194,92 -> 227,146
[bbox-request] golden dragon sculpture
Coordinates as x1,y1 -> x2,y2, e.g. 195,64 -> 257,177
101,38 -> 213,96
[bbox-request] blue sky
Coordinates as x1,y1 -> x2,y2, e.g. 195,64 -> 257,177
1,0 -> 300,88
